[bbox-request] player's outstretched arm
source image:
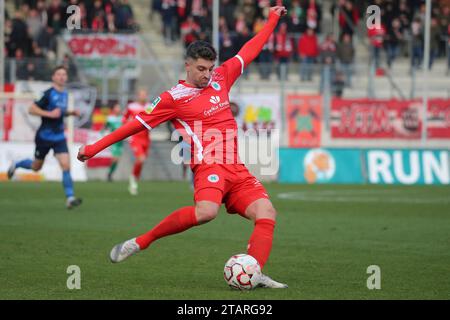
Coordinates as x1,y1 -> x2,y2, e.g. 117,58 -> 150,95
77,119 -> 146,162
236,6 -> 287,67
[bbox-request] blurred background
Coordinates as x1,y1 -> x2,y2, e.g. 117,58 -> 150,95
1,0 -> 449,185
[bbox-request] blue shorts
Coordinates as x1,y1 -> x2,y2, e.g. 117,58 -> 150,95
34,137 -> 69,160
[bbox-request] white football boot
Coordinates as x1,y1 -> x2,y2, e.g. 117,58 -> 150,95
7,162 -> 16,180
257,274 -> 288,289
110,238 -> 140,263
66,196 -> 83,209
128,175 -> 138,196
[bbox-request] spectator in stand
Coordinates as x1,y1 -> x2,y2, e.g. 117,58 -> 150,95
319,33 -> 337,93
385,18 -> 403,69
115,0 -> 135,30
190,0 -> 205,24
410,16 -> 423,71
36,0 -> 48,27
219,16 -> 229,34
254,16 -> 273,79
26,8 -> 44,41
287,0 -> 306,34
219,31 -> 236,64
196,6 -> 211,33
106,12 -> 117,33
242,0 -> 258,29
220,0 -> 237,31
47,0 -> 65,31
9,10 -> 32,57
180,16 -> 200,48
236,24 -> 253,78
438,6 -> 449,57
429,17 -> 441,70
92,11 -> 106,32
338,0 -> 359,40
274,22 -> 294,80
398,0 -> 411,57
161,0 -> 176,45
37,26 -> 57,57
298,27 -> 319,81
235,12 -> 247,33
306,0 -> 322,33
367,21 -> 386,69
258,33 -> 274,80
336,33 -> 354,87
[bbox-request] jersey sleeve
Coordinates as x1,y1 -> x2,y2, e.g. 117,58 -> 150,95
135,92 -> 176,130
34,90 -> 50,110
218,56 -> 245,90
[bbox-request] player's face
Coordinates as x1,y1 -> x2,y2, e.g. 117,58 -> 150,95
52,69 -> 68,87
137,89 -> 148,104
112,104 -> 121,115
185,58 -> 215,88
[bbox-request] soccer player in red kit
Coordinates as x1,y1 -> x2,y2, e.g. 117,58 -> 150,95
78,6 -> 288,288
122,88 -> 152,195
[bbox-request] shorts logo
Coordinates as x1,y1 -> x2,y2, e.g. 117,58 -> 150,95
211,82 -> 221,91
207,174 -> 219,183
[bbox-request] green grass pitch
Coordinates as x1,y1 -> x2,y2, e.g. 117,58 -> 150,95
0,181 -> 449,299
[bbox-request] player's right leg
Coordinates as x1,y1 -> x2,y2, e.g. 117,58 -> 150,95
55,148 -> 82,210
110,199 -> 220,263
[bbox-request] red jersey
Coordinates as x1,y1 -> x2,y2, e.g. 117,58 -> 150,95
123,101 -> 152,144
136,56 -> 245,167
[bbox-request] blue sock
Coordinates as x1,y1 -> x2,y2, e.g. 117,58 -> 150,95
62,170 -> 74,198
15,159 -> 33,170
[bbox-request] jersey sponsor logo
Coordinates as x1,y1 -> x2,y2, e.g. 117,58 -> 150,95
203,99 -> 230,117
146,97 -> 161,113
209,96 -> 220,104
207,174 -> 220,183
211,82 -> 221,91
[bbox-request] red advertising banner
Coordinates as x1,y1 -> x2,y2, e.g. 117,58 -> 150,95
330,98 -> 450,139
428,99 -> 450,139
66,34 -> 138,58
286,95 -> 322,147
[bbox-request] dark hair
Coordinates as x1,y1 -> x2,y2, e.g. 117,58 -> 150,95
52,65 -> 68,75
185,41 -> 217,61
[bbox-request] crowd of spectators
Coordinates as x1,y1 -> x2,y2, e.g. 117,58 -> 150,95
366,0 -> 450,72
153,0 -> 450,89
4,0 -> 137,81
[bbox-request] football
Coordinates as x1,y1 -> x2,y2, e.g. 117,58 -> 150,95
223,254 -> 261,290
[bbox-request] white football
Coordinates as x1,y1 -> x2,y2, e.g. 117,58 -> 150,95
223,254 -> 261,290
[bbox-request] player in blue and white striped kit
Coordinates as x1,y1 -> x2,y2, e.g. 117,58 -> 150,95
7,66 -> 82,209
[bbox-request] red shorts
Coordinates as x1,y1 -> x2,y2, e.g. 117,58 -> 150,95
130,138 -> 150,158
193,164 -> 269,215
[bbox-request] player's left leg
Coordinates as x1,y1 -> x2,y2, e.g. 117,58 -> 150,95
225,166 -> 287,288
54,147 -> 82,209
244,198 -> 277,270
242,198 -> 288,289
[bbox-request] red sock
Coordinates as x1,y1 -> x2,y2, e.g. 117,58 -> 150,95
133,161 -> 143,179
136,206 -> 197,249
247,219 -> 275,270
